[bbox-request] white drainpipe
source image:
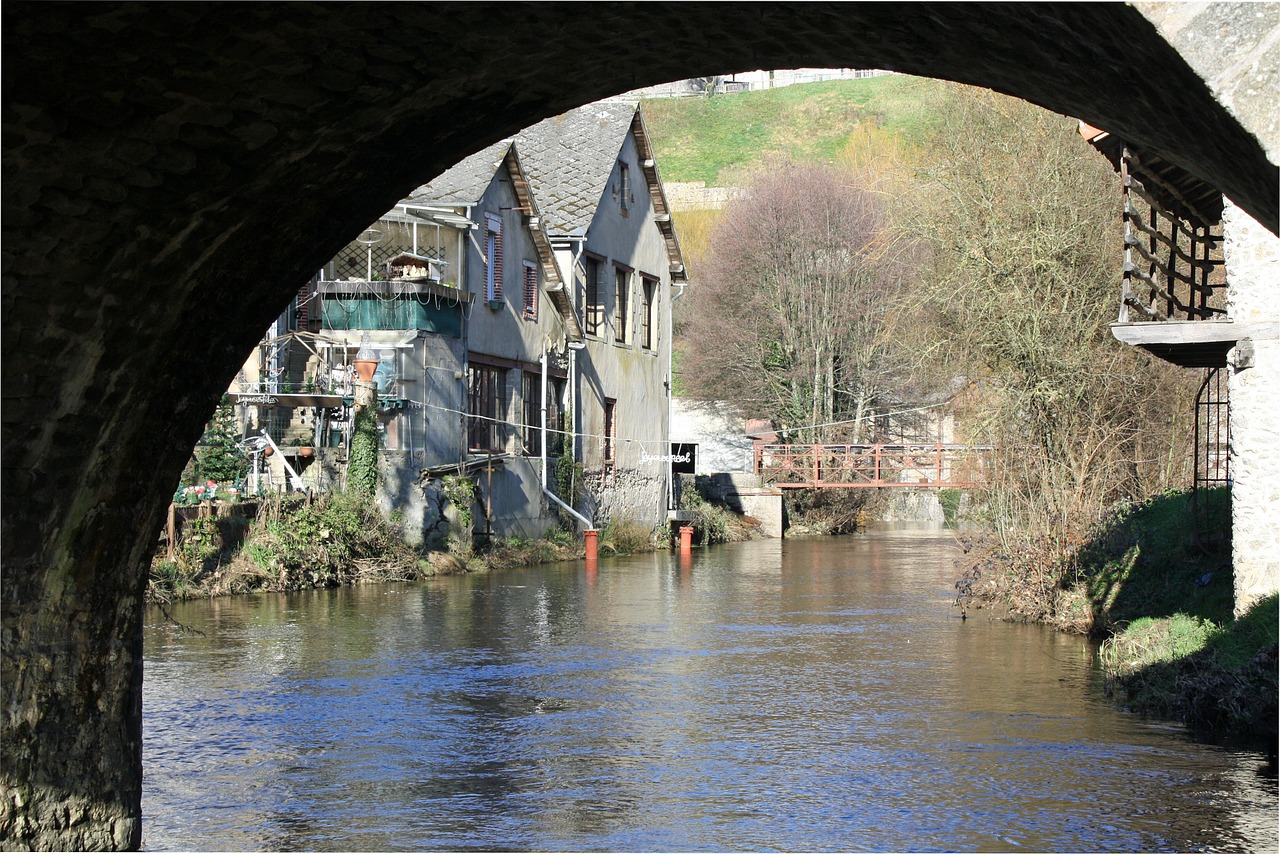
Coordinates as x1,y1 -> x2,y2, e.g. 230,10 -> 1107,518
541,344 -> 593,531
668,281 -> 687,511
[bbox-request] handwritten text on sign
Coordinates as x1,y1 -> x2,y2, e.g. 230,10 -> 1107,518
641,451 -> 691,464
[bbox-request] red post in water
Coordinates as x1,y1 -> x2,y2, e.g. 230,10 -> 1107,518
679,525 -> 693,555
584,529 -> 599,562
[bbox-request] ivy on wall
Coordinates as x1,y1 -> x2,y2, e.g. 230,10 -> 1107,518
440,474 -> 476,556
347,406 -> 380,496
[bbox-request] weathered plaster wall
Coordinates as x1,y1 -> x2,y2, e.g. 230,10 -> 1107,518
574,128 -> 675,531
3,3 -> 1277,849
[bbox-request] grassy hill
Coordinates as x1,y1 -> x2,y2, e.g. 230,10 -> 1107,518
640,74 -> 953,187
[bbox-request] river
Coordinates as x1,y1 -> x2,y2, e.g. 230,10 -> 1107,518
142,529 -> 1278,851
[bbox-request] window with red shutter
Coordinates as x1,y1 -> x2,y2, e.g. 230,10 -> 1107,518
522,261 -> 538,321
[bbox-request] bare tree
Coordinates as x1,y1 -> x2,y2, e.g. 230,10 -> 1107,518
680,161 -> 911,443
894,85 -> 1197,546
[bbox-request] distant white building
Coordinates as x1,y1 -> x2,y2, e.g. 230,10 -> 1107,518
670,399 -> 756,475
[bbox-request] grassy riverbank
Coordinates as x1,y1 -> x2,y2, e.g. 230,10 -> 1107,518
147,490 -> 760,603
955,488 -> 1278,746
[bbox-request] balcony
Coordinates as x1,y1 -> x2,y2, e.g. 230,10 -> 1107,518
1079,123 -> 1258,369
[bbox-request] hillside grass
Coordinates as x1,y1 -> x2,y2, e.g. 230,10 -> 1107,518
642,74 -> 950,186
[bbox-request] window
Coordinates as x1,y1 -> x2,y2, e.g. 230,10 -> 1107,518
603,398 -> 617,470
522,261 -> 538,321
614,267 -> 629,344
583,255 -> 605,336
549,378 -> 565,453
640,276 -> 657,350
522,373 -> 565,457
521,371 -> 540,456
468,363 -> 505,451
484,214 -> 503,302
619,161 -> 631,213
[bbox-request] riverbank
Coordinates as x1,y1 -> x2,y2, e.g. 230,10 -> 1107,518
954,488 -> 1278,748
147,489 -> 761,603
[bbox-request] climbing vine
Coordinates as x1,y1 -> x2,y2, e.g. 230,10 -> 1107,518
347,407 -> 380,496
554,421 -> 583,505
440,474 -> 477,555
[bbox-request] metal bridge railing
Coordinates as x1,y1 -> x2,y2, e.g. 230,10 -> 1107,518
754,443 -> 990,489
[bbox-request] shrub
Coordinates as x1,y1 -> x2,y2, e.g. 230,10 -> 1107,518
440,475 -> 477,556
599,518 -> 654,555
678,487 -> 732,546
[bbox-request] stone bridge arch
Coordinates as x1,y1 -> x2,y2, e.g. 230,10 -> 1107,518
3,3 -> 1277,849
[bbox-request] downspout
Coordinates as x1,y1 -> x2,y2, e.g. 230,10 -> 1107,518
668,281 -> 687,511
541,343 -> 593,531
458,213 -> 472,470
568,237 -> 587,466
553,234 -> 588,464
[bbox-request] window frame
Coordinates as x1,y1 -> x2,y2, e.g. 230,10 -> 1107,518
614,266 -> 630,345
603,397 -> 617,471
618,161 -> 631,214
521,371 -> 541,456
521,260 -> 538,321
640,274 -> 657,351
484,213 -> 503,303
467,362 -> 506,452
583,254 -> 605,336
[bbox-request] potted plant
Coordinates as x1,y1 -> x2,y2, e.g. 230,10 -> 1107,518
288,433 -> 315,458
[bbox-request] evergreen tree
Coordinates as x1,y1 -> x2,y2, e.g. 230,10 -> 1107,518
193,402 -> 247,484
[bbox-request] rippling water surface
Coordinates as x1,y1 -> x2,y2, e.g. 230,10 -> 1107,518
143,530 -> 1278,851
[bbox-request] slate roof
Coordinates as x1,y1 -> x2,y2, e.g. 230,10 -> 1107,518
512,101 -> 639,236
398,98 -> 685,285
404,139 -> 511,206
402,100 -> 639,234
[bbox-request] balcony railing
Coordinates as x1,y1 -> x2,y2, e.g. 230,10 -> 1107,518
1119,146 -> 1225,324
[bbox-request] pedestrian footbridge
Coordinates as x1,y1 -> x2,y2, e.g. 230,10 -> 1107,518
756,444 -> 989,490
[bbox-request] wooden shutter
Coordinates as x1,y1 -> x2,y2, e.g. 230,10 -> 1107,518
493,226 -> 503,300
522,262 -> 538,320
485,215 -> 503,301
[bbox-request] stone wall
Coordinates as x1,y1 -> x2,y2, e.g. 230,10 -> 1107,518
3,3 -> 1277,849
1223,201 -> 1280,616
580,467 -> 669,534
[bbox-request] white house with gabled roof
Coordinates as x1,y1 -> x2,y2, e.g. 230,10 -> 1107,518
230,99 -> 689,545
514,99 -> 690,532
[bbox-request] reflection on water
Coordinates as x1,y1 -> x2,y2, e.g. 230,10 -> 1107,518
142,530 -> 1278,851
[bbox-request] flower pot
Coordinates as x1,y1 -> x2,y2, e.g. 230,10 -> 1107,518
354,359 -> 379,383
298,447 -> 314,459
263,446 -> 274,457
